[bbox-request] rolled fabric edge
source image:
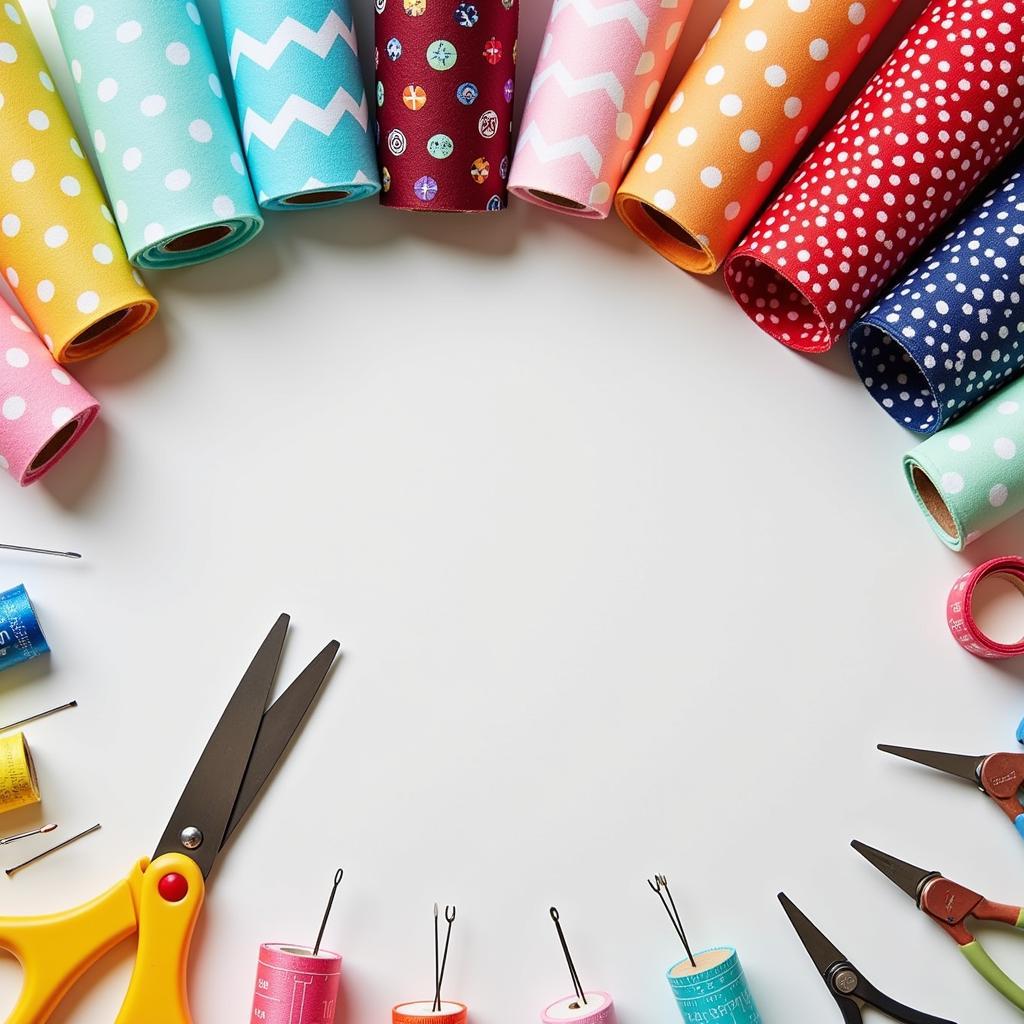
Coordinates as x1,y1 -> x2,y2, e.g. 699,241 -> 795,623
849,318 -> 941,432
260,179 -> 380,212
615,191 -> 719,275
19,399 -> 99,487
724,251 -> 835,353
510,183 -> 609,221
902,450 -> 967,551
131,214 -> 264,271
54,293 -> 159,364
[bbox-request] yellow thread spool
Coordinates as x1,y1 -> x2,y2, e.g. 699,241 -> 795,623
0,733 -> 40,813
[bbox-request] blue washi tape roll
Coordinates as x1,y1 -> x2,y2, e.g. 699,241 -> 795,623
220,0 -> 380,211
0,584 -> 48,670
667,948 -> 762,1024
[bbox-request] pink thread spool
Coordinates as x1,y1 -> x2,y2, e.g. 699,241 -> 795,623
541,992 -> 616,1024
252,943 -> 342,1024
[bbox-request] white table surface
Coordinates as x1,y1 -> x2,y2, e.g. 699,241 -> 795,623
6,1 -> 1024,1021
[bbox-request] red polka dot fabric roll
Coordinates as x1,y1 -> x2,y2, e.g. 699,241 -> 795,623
947,556 -> 1024,658
375,0 -> 519,212
725,0 -> 1024,354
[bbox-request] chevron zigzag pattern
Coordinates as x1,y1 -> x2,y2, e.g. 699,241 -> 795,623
515,122 -> 603,178
230,10 -> 358,74
527,60 -> 626,109
549,0 -> 649,43
243,87 -> 369,151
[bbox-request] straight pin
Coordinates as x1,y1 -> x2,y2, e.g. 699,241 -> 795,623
0,700 -> 77,735
312,868 -> 343,956
648,874 -> 697,969
6,823 -> 100,876
0,823 -> 56,845
0,543 -> 81,559
550,907 -> 587,1006
434,903 -> 440,1012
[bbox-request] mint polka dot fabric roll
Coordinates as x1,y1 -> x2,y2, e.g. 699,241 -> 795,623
50,0 -> 263,269
851,154 -> 1024,434
904,376 -> 1024,550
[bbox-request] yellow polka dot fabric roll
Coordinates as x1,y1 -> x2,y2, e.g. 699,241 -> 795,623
0,1 -> 156,363
616,0 -> 900,275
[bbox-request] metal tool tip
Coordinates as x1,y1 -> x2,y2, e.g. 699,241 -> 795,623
65,551 -> 82,559
40,824 -> 57,834
550,906 -> 559,921
334,867 -> 344,884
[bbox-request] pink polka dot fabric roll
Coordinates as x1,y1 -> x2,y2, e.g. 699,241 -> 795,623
725,0 -> 1024,354
0,298 -> 99,486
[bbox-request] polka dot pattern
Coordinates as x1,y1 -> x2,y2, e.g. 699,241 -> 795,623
617,0 -> 901,274
851,157 -> 1024,433
51,0 -> 262,268
905,373 -> 1024,550
509,0 -> 687,219
0,293 -> 98,486
222,0 -> 380,211
725,0 -> 1024,352
375,1 -> 518,212
0,0 -> 156,362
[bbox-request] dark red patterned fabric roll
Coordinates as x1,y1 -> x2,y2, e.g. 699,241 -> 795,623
374,0 -> 519,212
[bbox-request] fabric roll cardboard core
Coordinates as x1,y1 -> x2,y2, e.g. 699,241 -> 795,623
29,417 -> 82,473
911,465 -> 958,540
284,190 -> 352,205
528,189 -> 589,212
163,225 -> 234,253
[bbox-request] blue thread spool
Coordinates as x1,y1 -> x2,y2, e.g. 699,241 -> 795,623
0,585 -> 49,671
667,948 -> 762,1024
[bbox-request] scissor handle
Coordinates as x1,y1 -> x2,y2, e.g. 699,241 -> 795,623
114,852 -> 205,1024
960,910 -> 1024,1013
0,863 -> 142,1024
853,974 -> 958,1024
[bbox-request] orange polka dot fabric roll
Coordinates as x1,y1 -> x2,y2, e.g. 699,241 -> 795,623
616,0 -> 900,275
725,0 -> 1024,353
0,1 -> 157,363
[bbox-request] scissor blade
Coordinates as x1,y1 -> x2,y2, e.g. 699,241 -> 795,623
222,639 -> 340,845
878,744 -> 984,784
153,614 -> 288,878
852,841 -> 937,903
778,893 -> 847,978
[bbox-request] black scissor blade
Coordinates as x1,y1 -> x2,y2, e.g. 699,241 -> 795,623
153,614 -> 289,878
778,893 -> 847,978
852,841 -> 937,903
878,745 -> 984,784
222,639 -> 340,845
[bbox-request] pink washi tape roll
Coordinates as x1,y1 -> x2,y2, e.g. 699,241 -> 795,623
0,299 -> 99,486
542,992 -> 616,1024
393,1001 -> 467,1024
947,556 -> 1024,659
252,943 -> 342,1024
509,1 -> 693,219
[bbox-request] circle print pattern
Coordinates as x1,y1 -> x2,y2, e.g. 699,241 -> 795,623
614,0 -> 902,272
850,157 -> 1024,434
905,374 -> 1024,551
376,0 -> 518,210
725,0 -> 1024,353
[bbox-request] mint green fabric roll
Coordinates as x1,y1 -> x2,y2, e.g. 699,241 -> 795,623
904,377 -> 1024,550
50,0 -> 263,269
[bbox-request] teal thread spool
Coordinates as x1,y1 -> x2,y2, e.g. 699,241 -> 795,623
667,948 -> 762,1024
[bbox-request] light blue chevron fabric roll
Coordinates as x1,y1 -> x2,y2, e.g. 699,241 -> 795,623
221,0 -> 380,211
50,0 -> 263,269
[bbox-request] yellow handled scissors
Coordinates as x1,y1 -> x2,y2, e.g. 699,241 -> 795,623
0,614 -> 339,1024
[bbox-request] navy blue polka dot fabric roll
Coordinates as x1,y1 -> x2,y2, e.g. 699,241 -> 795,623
849,155 -> 1024,434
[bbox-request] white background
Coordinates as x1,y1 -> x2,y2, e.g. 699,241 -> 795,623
5,1 -> 1024,1021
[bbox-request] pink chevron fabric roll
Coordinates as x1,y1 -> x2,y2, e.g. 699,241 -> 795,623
509,0 -> 693,219
0,299 -> 98,486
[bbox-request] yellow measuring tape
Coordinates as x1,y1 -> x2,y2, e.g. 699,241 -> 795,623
0,733 -> 40,813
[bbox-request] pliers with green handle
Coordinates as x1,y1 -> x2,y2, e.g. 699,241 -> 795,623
854,841 -> 1024,1012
